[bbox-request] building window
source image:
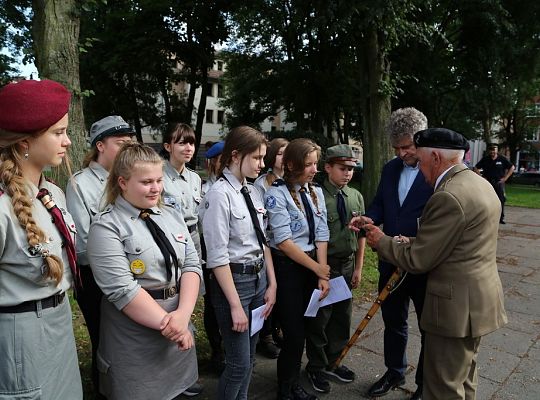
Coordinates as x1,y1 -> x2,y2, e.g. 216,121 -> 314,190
206,83 -> 213,97
217,110 -> 224,124
217,84 -> 224,98
217,61 -> 223,71
206,109 -> 214,124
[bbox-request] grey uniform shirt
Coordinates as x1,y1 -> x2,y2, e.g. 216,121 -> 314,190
202,168 -> 266,268
162,160 -> 202,228
66,161 -> 108,265
265,181 -> 329,251
87,195 -> 202,310
0,178 -> 75,306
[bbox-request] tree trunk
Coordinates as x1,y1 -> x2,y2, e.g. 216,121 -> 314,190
361,27 -> 392,205
194,67 -> 209,158
185,66 -> 198,124
126,72 -> 143,142
32,0 -> 86,177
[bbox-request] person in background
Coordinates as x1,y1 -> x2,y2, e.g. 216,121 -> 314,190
265,138 -> 330,400
162,123 -> 203,261
353,107 -> 431,400
305,144 -> 365,393
202,126 -> 277,399
66,115 -> 133,396
199,140 -> 226,372
474,143 -> 515,224
0,79 -> 83,399
253,137 -> 289,359
254,137 -> 289,193
87,142 -> 202,400
360,128 -> 507,400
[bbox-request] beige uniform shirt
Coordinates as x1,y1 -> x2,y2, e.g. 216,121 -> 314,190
0,177 -> 75,306
162,160 -> 202,228
87,195 -> 202,310
66,161 -> 108,265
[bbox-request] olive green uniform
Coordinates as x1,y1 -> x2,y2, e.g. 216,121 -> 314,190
305,178 -> 365,372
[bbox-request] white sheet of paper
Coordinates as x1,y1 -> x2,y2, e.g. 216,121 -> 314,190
304,276 -> 352,317
251,304 -> 266,336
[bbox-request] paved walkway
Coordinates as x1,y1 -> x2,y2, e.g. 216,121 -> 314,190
196,206 -> 540,400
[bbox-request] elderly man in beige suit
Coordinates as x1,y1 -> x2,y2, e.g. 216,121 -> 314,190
356,128 -> 507,400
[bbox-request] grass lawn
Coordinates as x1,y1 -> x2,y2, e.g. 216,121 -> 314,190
505,184 -> 540,209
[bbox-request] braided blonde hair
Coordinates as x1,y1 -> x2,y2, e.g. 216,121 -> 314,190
0,145 -> 64,284
283,138 -> 321,214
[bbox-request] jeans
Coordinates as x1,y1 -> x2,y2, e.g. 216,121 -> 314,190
211,268 -> 267,400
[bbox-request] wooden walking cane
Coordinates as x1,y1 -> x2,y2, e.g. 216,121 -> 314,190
333,268 -> 405,368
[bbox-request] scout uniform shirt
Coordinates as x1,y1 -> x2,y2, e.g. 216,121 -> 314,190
322,178 -> 365,259
0,178 -> 76,306
202,167 -> 265,269
264,180 -> 329,251
87,195 -> 201,310
162,160 -> 202,229
66,160 -> 108,266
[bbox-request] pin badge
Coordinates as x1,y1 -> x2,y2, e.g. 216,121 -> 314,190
130,259 -> 146,275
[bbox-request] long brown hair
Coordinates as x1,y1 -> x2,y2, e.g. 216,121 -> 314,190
0,143 -> 64,284
218,126 -> 267,177
283,138 -> 321,213
264,137 -> 289,186
104,142 -> 164,206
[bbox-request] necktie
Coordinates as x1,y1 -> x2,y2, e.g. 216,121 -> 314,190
336,190 -> 347,228
299,187 -> 315,244
36,188 -> 81,289
240,186 -> 266,250
140,210 -> 179,288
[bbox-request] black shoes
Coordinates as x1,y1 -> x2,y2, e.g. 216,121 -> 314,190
367,371 -> 405,397
410,387 -> 422,400
182,382 -> 203,397
322,365 -> 356,383
257,334 -> 280,359
278,384 -> 319,400
307,370 -> 331,393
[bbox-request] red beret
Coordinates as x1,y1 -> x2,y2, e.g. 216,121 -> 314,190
0,79 -> 71,133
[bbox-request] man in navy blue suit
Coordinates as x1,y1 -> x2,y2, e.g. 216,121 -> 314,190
359,108 -> 432,400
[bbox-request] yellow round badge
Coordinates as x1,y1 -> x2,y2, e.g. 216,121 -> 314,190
130,259 -> 146,275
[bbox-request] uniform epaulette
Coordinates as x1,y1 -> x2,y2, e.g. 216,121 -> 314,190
186,165 -> 196,172
311,182 -> 321,187
45,176 -> 57,185
163,202 -> 176,210
72,169 -> 84,177
272,178 -> 285,187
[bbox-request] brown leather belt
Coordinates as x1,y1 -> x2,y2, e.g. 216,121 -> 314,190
0,292 -> 66,314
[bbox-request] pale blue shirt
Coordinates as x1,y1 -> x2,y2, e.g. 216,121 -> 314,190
398,162 -> 420,206
264,180 -> 329,251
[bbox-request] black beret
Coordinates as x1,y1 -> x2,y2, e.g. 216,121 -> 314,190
414,128 -> 469,152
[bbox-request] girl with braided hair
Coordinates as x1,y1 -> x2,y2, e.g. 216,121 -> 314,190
264,138 -> 331,400
0,79 -> 82,399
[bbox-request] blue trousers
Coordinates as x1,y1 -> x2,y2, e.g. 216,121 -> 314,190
379,264 -> 427,385
211,270 -> 266,400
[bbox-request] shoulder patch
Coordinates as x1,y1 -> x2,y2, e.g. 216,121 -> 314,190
272,178 -> 285,187
265,195 -> 276,209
